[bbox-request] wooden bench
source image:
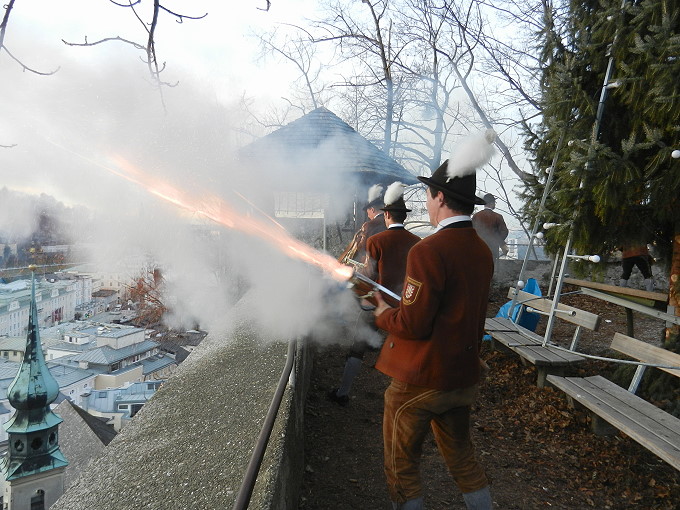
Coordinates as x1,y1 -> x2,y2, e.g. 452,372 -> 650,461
484,288 -> 601,387
547,333 -> 680,470
509,287 -> 601,349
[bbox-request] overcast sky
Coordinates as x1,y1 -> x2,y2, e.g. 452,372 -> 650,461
1,0 -> 317,204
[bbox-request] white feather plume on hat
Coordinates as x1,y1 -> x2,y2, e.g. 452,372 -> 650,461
384,182 -> 405,206
446,129 -> 497,182
367,184 -> 384,203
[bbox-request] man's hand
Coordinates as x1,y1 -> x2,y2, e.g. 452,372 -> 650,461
373,291 -> 393,317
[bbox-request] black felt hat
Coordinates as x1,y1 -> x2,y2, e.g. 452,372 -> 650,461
418,161 -> 485,205
418,129 -> 497,206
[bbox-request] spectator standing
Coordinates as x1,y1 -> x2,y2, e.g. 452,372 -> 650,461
472,193 -> 508,269
372,130 -> 496,510
620,244 -> 654,292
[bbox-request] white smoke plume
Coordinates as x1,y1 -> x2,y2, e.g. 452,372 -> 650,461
0,38 -> 368,346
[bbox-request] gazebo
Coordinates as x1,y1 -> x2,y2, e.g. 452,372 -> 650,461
238,107 -> 418,252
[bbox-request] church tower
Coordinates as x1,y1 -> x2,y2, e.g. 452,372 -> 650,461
0,268 -> 68,510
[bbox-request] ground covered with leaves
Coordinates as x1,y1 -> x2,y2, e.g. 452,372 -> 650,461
299,285 -> 679,509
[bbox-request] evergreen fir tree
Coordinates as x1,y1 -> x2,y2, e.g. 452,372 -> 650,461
524,0 -> 679,332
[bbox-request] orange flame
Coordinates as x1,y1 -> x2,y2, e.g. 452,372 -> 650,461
108,155 -> 354,282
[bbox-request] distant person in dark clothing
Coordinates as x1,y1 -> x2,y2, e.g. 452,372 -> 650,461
472,194 -> 508,269
620,244 -> 654,292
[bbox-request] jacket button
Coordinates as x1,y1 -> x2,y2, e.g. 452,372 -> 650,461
390,342 -> 394,348
465,345 -> 473,351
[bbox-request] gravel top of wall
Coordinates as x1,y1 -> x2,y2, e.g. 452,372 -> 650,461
53,328 -> 290,510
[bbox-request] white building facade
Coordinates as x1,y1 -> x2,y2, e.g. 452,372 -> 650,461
0,276 -> 93,338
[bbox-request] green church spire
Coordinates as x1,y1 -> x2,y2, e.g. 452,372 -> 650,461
1,267 -> 67,481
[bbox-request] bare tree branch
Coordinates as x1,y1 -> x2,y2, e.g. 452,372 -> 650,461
62,35 -> 146,51
63,0 -> 209,111
1,0 -> 60,75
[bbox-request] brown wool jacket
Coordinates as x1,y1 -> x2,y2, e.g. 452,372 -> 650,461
375,223 -> 493,390
343,213 -> 388,264
363,227 -> 421,307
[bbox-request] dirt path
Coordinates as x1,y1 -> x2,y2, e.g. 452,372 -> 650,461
299,290 -> 679,509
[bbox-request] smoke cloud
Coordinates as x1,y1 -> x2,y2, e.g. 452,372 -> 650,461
0,37 -> 367,346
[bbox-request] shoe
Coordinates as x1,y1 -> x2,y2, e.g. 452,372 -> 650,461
326,388 -> 349,406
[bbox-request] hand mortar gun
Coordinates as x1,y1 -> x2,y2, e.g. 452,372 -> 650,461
346,270 -> 401,308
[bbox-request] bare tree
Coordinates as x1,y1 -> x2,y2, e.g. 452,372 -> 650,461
308,0 -> 412,155
1,0 -> 60,75
255,25 -> 328,115
62,0 -> 207,111
127,264 -> 166,327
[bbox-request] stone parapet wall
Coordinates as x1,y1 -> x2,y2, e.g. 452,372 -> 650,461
52,331 -> 312,510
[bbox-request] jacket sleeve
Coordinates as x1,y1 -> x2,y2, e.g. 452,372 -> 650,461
497,215 -> 509,241
375,242 -> 443,340
361,237 -> 379,281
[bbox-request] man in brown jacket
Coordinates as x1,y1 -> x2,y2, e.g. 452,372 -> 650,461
338,184 -> 388,266
329,183 -> 419,405
373,133 -> 495,510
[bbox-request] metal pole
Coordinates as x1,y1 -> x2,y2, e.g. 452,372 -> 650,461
547,248 -> 564,298
542,237 -> 572,346
508,132 -> 566,319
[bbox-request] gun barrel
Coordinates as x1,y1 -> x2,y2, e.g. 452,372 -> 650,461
350,271 -> 401,302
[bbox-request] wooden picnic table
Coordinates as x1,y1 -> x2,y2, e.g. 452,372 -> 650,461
562,278 -> 677,337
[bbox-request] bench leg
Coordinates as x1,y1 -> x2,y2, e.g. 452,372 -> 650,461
590,414 -> 617,436
536,366 -> 564,388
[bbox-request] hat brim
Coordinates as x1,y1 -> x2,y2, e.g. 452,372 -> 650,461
362,199 -> 383,211
381,205 -> 411,212
418,176 -> 485,205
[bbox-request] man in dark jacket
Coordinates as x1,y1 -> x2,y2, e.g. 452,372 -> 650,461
338,184 -> 387,266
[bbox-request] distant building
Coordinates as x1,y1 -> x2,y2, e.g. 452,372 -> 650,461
0,275 -> 68,510
0,275 -> 92,337
80,381 -> 163,431
0,339 -> 24,364
505,238 -> 550,261
46,324 -> 176,391
0,322 -> 175,442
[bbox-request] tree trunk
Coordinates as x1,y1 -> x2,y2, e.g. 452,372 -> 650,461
666,220 -> 680,344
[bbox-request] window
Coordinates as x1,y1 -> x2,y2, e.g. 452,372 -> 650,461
97,392 -> 107,398
118,404 -> 129,410
30,490 -> 45,510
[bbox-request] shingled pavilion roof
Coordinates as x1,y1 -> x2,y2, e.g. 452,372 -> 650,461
239,107 -> 418,187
